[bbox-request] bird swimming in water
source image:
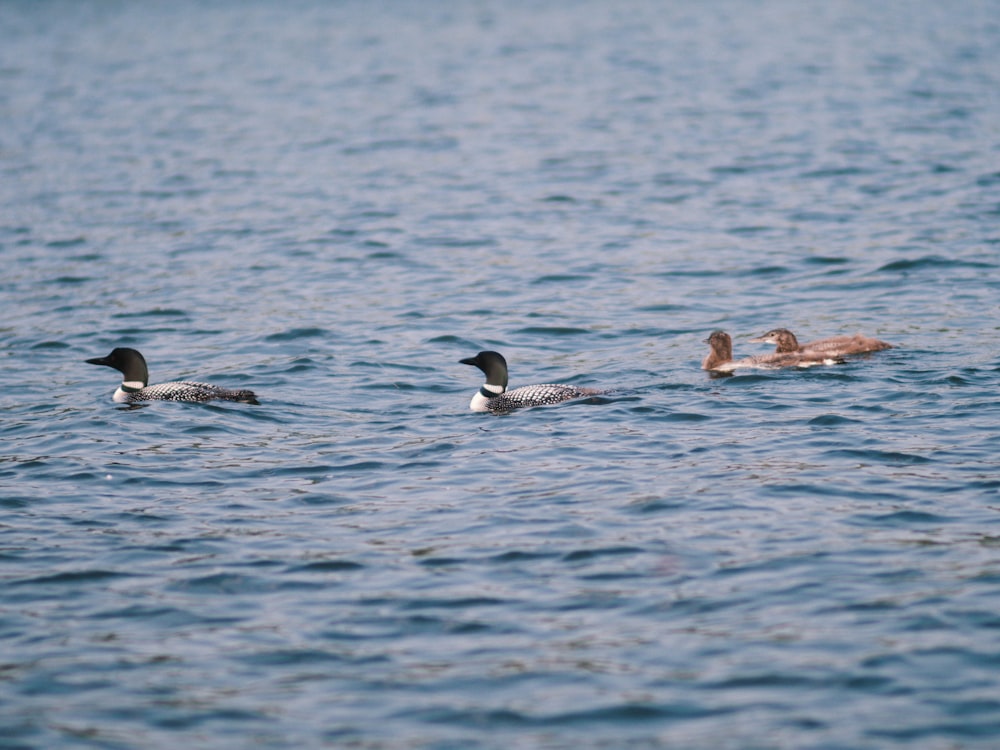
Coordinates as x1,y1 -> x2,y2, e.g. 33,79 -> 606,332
86,347 -> 260,404
460,350 -> 604,413
702,331 -> 843,373
749,328 -> 892,357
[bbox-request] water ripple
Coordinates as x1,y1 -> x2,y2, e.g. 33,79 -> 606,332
2,1 -> 999,748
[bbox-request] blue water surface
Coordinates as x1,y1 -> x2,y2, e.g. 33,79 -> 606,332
2,1 -> 1000,748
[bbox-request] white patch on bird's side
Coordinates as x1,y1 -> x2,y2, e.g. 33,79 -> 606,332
794,359 -> 839,368
710,362 -> 738,373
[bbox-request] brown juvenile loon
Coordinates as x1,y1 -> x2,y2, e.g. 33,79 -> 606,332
749,328 -> 892,357
702,331 -> 843,373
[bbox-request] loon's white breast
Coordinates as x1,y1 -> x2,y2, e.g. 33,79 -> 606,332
469,383 -> 504,412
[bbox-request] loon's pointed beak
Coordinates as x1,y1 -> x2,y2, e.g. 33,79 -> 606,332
86,356 -> 110,367
459,356 -> 478,366
748,335 -> 766,343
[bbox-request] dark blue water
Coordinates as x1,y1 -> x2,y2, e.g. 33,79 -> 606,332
3,1 -> 1000,747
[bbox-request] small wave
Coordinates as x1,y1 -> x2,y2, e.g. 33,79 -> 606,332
726,225 -> 779,236
488,549 -> 559,563
853,510 -> 953,525
808,414 -> 862,425
110,308 -> 189,318
30,340 -> 71,349
45,236 -> 86,248
426,334 -> 480,346
289,560 -> 365,573
531,274 -> 591,284
168,572 -> 282,595
12,569 -> 128,586
637,303 -> 688,313
341,136 -> 458,154
414,235 -> 497,248
743,264 -> 788,275
800,166 -> 870,178
975,171 -> 1000,187
400,596 -> 507,610
409,701 -> 726,727
824,448 -> 932,465
877,255 -> 996,272
327,461 -> 386,473
663,411 -> 711,422
236,648 -> 350,666
265,327 -> 332,342
804,255 -> 850,265
562,546 -> 643,562
513,326 -> 592,336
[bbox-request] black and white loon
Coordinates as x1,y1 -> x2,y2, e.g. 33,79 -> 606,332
460,350 -> 602,413
86,347 -> 260,404
702,331 -> 842,373
749,328 -> 893,357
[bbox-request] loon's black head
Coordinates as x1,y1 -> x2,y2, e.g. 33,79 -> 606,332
460,350 -> 509,389
86,347 -> 149,386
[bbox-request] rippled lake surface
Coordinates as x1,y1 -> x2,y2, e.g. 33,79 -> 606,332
3,1 -> 1000,747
